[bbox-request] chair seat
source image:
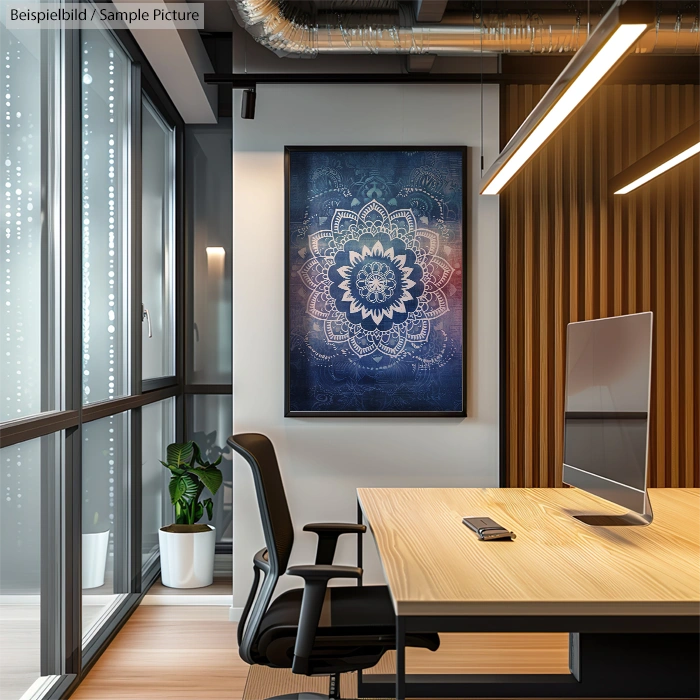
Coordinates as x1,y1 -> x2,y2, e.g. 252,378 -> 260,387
255,584 -> 439,673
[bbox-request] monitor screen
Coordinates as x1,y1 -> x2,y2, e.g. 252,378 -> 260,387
563,312 -> 653,514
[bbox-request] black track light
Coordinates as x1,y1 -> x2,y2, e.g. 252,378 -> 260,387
241,87 -> 256,120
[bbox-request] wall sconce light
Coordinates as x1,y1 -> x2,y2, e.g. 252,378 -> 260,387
481,1 -> 651,195
205,247 -> 226,256
206,247 -> 226,278
610,121 -> 700,194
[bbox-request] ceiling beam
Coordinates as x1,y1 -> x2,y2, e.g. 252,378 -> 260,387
112,0 -> 217,123
204,72 -> 560,87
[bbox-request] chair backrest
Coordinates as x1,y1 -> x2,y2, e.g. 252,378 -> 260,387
227,433 -> 295,663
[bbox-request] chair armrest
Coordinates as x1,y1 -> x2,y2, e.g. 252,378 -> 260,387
286,564 -> 363,674
287,564 -> 362,581
303,522 -> 367,565
303,522 -> 367,535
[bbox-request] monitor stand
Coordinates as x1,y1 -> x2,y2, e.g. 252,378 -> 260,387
573,492 -> 653,527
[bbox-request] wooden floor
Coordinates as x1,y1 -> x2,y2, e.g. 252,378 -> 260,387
73,592 -> 569,700
71,605 -> 244,700
0,601 -> 117,700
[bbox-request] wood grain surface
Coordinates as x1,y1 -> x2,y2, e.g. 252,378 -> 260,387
366,633 -> 569,675
244,633 -> 569,698
357,487 -> 700,616
71,606 -> 244,700
501,83 -> 700,489
72,606 -> 569,700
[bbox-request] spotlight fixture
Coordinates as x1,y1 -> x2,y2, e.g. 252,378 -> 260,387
610,121 -> 700,195
241,87 -> 256,120
481,1 -> 651,195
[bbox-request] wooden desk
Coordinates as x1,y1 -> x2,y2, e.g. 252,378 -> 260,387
356,487 -> 700,699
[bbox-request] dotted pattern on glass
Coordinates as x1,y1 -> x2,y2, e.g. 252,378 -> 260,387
81,31 -> 128,405
1,26 -> 41,422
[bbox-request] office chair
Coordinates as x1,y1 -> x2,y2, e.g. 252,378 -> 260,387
228,433 -> 440,700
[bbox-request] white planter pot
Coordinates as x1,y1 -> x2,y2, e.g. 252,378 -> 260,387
159,525 -> 216,589
82,531 -> 110,589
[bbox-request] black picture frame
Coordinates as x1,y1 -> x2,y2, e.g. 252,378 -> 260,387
284,145 -> 468,418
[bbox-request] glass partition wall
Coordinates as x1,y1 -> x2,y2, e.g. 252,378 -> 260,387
0,14 -> 185,700
185,122 -> 233,549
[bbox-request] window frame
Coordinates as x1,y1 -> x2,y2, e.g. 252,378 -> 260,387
0,8 -> 186,697
183,119 -> 233,554
141,93 -> 177,386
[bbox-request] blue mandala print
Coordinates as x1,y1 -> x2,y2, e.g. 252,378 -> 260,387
288,149 -> 464,414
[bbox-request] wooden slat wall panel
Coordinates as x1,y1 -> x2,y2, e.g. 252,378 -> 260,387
503,84 -> 700,488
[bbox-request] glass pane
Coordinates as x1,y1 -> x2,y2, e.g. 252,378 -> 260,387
0,434 -> 57,700
1,17 -> 59,422
187,395 -> 232,542
185,123 -> 232,384
82,413 -> 129,641
142,98 -> 175,381
81,29 -> 131,405
141,398 -> 175,568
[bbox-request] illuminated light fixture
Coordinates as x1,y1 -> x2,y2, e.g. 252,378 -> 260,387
610,121 -> 700,194
206,246 -> 226,256
481,1 -> 651,196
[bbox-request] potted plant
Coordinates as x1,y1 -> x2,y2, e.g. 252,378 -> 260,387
82,510 -> 110,589
158,440 -> 223,588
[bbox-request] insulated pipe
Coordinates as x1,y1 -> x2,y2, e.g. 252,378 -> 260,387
228,0 -> 700,58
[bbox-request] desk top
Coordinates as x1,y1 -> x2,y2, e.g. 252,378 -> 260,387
357,488 -> 700,617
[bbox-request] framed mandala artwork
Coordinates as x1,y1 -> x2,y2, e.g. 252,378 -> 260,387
285,146 -> 466,417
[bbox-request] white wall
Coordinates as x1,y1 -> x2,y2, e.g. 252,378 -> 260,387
231,84 -> 500,611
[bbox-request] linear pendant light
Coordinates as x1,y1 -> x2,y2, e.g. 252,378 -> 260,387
481,1 -> 651,196
611,121 -> 700,194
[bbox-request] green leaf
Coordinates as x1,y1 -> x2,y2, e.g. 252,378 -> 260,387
203,498 -> 214,521
169,476 -> 186,504
169,474 -> 198,505
166,442 -> 194,468
160,460 -> 186,476
194,501 -> 204,524
181,475 -> 198,501
187,467 -> 223,496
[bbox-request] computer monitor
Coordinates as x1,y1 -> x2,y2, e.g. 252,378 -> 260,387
562,312 -> 654,526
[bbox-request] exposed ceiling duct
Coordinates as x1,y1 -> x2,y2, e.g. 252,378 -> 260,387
228,0 -> 700,58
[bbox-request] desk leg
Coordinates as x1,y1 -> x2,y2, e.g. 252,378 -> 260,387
396,616 -> 406,700
356,500 -> 364,697
356,499 -> 363,587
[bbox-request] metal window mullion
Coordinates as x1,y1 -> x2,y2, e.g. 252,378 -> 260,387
63,427 -> 82,676
130,63 -> 142,398
0,411 -> 80,449
143,376 -> 177,393
111,410 -> 130,594
40,433 -> 61,676
109,62 -> 142,597
165,119 -> 176,378
130,408 -> 142,591
183,384 -> 233,395
175,124 -> 185,443
129,65 -> 143,594
39,14 -> 63,679
81,386 -> 178,425
63,20 -> 83,678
